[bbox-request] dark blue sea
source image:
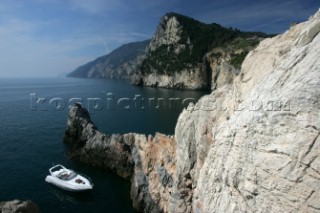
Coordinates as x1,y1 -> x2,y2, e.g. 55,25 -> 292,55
0,78 -> 206,212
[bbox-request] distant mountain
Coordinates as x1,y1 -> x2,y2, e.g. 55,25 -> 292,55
69,12 -> 272,90
68,40 -> 150,79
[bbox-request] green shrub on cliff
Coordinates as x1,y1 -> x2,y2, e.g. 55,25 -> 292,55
230,52 -> 248,69
139,12 -> 270,75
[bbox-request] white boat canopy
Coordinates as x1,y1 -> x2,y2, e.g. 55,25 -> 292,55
45,164 -> 93,192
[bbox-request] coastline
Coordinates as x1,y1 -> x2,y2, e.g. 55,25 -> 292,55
64,10 -> 320,212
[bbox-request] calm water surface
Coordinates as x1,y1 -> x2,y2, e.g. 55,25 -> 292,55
0,78 -> 206,212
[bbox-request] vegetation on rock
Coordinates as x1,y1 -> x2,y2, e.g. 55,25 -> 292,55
139,12 -> 270,75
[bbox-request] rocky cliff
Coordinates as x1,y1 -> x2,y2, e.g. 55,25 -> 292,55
68,40 -> 149,79
192,10 -> 320,213
69,13 -> 268,90
65,10 -> 320,213
132,12 -> 269,90
64,103 -> 176,212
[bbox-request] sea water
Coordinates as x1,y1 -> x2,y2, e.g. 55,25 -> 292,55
0,77 -> 206,212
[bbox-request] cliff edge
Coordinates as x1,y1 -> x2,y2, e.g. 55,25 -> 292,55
64,9 -> 320,213
192,9 -> 320,212
65,103 -> 176,212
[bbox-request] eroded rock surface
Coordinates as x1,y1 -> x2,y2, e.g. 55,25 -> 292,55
0,200 -> 40,213
192,9 -> 320,213
65,103 -> 176,211
65,10 -> 320,213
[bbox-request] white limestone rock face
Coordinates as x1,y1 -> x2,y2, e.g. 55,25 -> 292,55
148,15 -> 183,52
64,10 -> 320,213
190,9 -> 320,213
142,65 -> 208,90
140,14 -> 209,90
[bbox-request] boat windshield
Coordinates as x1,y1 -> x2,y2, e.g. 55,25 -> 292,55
59,171 -> 77,181
68,172 -> 77,180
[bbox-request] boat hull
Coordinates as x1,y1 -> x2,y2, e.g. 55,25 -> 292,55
45,175 -> 93,192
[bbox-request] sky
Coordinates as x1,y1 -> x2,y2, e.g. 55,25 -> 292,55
0,0 -> 318,77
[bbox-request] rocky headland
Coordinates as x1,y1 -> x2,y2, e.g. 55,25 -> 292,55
65,10 -> 320,213
68,13 -> 270,90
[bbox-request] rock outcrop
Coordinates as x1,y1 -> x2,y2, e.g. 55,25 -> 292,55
0,200 -> 40,213
64,103 -> 134,178
65,103 -> 176,212
135,13 -> 268,90
65,9 -> 320,213
68,12 -> 268,91
132,66 -> 209,90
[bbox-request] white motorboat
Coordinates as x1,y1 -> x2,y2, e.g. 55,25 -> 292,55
45,164 -> 93,192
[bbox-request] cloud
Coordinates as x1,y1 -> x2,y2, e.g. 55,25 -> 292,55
0,13 -> 151,77
0,16 -> 100,77
0,0 -> 317,77
0,1 -> 144,77
69,0 -> 125,15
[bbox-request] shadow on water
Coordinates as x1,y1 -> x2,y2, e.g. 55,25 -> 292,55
48,186 -> 94,204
